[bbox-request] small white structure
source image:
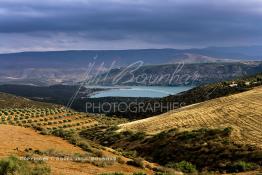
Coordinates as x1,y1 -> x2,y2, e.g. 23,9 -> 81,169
229,81 -> 238,87
245,82 -> 250,86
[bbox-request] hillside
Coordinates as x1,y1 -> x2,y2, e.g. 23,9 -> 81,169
0,94 -> 157,174
119,86 -> 262,148
0,92 -> 61,109
0,89 -> 261,174
0,125 -> 150,175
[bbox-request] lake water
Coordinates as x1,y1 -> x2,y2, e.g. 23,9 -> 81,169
89,86 -> 193,98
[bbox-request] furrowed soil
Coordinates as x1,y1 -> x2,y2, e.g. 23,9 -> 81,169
119,86 -> 262,148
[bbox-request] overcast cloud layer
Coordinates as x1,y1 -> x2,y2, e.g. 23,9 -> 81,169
0,0 -> 262,52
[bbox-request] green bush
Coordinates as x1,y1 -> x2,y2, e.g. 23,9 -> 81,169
121,150 -> 137,159
128,132 -> 146,141
0,156 -> 51,175
166,161 -> 197,173
77,141 -> 92,152
39,129 -> 49,135
31,164 -> 51,175
154,173 -> 170,175
0,156 -> 29,175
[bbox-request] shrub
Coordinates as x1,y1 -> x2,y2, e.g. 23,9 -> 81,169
0,156 -> 51,175
0,156 -> 29,175
31,164 -> 51,175
34,150 -> 44,155
92,159 -> 115,167
121,150 -> 137,158
39,129 -> 49,135
166,161 -> 197,173
128,132 -> 146,141
43,149 -> 67,158
226,161 -> 259,173
100,173 -> 124,175
93,150 -> 104,157
77,141 -> 92,152
116,157 -> 125,164
154,173 -> 170,175
133,173 -> 147,175
127,158 -> 145,169
9,121 -> 15,125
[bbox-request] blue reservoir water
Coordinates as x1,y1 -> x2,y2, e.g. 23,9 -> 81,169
89,86 -> 193,98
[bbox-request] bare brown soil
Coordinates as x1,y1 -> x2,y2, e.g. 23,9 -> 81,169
0,125 -> 152,175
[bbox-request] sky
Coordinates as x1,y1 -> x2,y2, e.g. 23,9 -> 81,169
0,0 -> 262,53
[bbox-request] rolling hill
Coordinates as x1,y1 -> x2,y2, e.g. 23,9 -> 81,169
0,125 -> 151,175
0,88 -> 261,174
119,86 -> 262,148
0,92 -> 61,109
0,94 -> 154,175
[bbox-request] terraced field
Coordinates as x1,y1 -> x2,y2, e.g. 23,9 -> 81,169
0,107 -> 126,133
119,86 -> 262,148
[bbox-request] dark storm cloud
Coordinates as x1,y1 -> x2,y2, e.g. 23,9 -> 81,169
0,0 -> 262,51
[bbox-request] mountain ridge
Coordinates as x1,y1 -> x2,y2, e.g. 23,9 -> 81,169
0,46 -> 262,86
1,46 -> 262,68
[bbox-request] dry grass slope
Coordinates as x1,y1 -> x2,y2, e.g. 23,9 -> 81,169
0,125 -> 152,175
119,86 -> 262,148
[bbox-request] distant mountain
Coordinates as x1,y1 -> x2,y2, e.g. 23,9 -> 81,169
169,53 -> 239,64
0,46 -> 261,85
1,46 -> 261,68
0,49 -> 182,69
187,46 -> 262,60
90,62 -> 262,86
